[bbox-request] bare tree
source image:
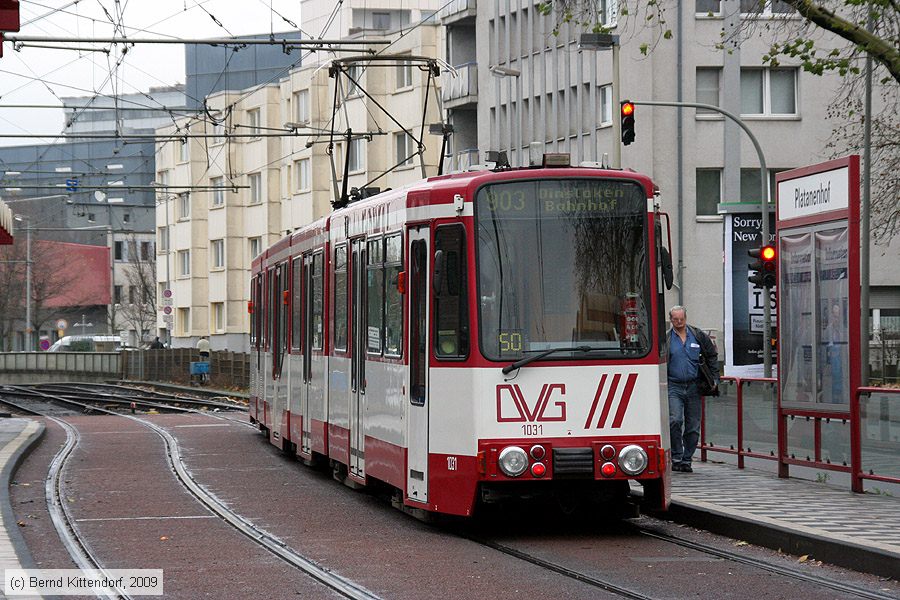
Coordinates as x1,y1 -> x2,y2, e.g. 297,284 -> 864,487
118,234 -> 158,346
0,238 -> 98,350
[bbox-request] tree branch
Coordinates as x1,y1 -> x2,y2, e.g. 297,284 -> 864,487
788,1 -> 900,84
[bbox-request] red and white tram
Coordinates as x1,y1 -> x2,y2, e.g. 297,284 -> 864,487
250,158 -> 674,517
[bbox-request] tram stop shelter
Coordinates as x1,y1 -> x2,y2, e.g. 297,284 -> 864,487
775,155 -> 898,493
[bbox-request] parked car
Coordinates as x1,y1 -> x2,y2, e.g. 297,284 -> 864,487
47,335 -> 125,352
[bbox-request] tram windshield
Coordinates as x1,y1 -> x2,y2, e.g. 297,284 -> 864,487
475,178 -> 651,361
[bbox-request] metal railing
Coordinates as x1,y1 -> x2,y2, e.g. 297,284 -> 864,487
122,349 -> 249,389
0,351 -> 121,379
439,0 -> 475,20
700,376 -> 900,491
441,62 -> 478,103
454,148 -> 480,171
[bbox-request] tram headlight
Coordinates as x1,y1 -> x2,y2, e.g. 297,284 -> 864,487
498,446 -> 528,477
618,445 -> 648,476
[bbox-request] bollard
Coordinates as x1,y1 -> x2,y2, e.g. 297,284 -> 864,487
130,401 -> 136,414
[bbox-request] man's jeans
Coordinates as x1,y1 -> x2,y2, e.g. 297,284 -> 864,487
668,380 -> 701,466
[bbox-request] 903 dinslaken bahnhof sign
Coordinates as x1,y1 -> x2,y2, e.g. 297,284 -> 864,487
777,164 -> 849,221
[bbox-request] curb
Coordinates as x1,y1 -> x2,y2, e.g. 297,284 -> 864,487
0,419 -> 46,570
652,497 -> 900,580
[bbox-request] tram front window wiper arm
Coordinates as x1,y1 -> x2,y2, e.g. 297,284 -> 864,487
501,345 -> 599,375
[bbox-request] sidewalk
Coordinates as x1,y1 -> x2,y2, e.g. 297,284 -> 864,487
0,418 -> 44,575
662,460 -> 900,579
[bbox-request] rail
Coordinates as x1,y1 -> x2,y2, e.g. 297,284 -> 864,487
700,376 -> 900,491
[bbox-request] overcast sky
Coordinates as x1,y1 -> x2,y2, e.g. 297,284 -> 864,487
0,1 -> 308,147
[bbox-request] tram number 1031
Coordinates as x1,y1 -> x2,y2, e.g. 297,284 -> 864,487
447,456 -> 458,471
522,424 -> 543,436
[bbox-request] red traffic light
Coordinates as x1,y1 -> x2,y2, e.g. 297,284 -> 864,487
621,102 -> 635,116
761,245 -> 775,261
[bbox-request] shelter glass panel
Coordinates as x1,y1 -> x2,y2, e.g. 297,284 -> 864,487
741,379 -> 778,456
860,391 -> 900,479
815,226 -> 849,407
820,417 -> 851,467
779,231 -> 815,406
703,386 -> 737,451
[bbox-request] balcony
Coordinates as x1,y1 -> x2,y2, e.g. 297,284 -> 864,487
442,63 -> 478,108
453,148 -> 480,172
440,0 -> 476,25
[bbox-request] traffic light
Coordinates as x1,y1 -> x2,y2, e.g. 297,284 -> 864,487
748,247 -> 765,288
761,244 -> 776,288
748,245 -> 777,289
621,100 -> 635,146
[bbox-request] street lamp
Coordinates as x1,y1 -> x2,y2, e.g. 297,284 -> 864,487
489,65 -> 522,167
12,214 -> 33,351
579,33 -> 621,168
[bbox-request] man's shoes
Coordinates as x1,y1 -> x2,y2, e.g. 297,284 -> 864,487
672,463 -> 693,473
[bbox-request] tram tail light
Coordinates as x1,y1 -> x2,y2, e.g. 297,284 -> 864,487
282,290 -> 290,305
600,462 -> 617,477
396,271 -> 407,294
476,450 -> 486,475
531,462 -> 546,478
247,301 -> 254,314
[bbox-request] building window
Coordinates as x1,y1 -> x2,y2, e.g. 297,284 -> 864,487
600,0 -> 618,27
395,132 -> 414,167
141,241 -> 152,260
741,0 -> 797,15
695,169 -> 722,217
347,65 -> 363,95
178,307 -> 190,335
211,176 -> 225,207
114,240 -> 126,261
372,11 -> 391,29
123,212 -> 131,223
212,302 -> 225,332
294,90 -> 310,124
741,68 -> 797,116
295,158 -> 310,191
157,226 -> 169,252
114,285 -> 123,304
247,108 -> 260,136
249,237 -> 261,260
211,239 -> 225,269
599,84 -> 612,126
212,121 -> 225,143
348,138 -> 365,173
696,0 -> 721,14
248,172 -> 262,204
696,68 -> 721,114
179,138 -> 189,162
178,192 -> 190,219
157,170 -> 169,189
741,168 -> 788,203
178,250 -> 190,276
396,58 -> 413,89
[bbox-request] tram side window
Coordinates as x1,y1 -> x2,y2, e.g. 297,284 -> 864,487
434,225 -> 469,358
269,268 -> 279,361
278,265 -> 289,372
250,275 -> 258,347
312,252 -> 324,350
384,233 -> 403,357
366,238 -> 384,354
334,244 -> 348,351
291,258 -> 303,351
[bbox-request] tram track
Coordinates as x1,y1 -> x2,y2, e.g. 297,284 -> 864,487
2,384 -> 382,600
457,517 -> 896,600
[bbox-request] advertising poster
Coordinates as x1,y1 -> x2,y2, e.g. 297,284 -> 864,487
779,232 -> 814,405
724,213 -> 777,377
815,227 -> 850,406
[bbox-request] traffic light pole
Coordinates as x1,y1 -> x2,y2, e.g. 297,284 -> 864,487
628,99 -> 772,377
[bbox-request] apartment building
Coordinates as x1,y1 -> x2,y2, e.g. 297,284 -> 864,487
156,20 -> 444,351
441,0 -> 898,372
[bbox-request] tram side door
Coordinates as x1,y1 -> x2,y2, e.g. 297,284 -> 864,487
349,238 -> 367,479
300,253 -> 313,454
406,229 -> 429,503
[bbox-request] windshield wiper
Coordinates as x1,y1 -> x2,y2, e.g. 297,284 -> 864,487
501,345 -> 600,375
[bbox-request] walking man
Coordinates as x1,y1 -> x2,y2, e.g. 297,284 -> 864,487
667,305 -> 719,473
